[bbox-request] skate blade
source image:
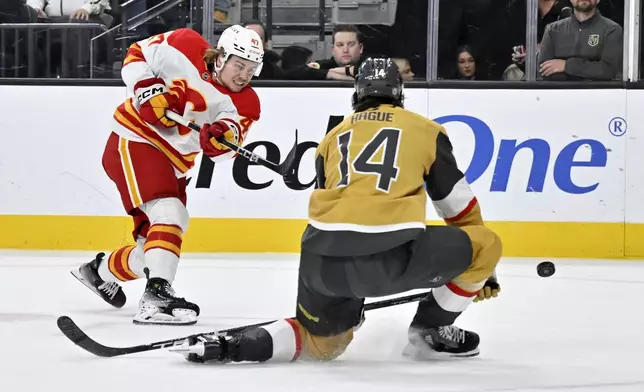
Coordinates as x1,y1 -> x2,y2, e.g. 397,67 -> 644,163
402,343 -> 480,360
133,318 -> 198,326
70,270 -> 104,301
70,269 -> 125,309
133,309 -> 198,326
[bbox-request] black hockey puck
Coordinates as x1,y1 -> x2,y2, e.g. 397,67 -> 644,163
537,261 -> 555,277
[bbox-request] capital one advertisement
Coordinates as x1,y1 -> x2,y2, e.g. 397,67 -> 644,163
186,88 -> 627,223
0,86 -> 627,225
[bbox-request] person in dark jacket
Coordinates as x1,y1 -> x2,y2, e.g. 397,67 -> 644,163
281,45 -> 313,70
307,24 -> 364,77
538,0 -> 622,81
277,24 -> 361,81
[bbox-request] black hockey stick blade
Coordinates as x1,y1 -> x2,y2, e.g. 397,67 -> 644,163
279,129 -> 298,174
57,291 -> 428,358
281,129 -> 309,190
57,315 -> 129,357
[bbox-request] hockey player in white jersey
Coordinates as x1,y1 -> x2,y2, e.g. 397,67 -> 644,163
71,25 -> 264,325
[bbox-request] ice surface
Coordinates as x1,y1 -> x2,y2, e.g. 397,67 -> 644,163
1,251 -> 643,392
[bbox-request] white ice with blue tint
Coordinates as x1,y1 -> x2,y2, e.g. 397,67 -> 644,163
1,251 -> 643,392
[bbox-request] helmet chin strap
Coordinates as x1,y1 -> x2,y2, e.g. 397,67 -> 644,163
213,58 -> 225,78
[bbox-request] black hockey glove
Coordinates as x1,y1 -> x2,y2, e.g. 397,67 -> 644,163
473,273 -> 500,303
171,334 -> 229,363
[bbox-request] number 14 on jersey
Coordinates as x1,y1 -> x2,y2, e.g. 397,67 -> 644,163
336,127 -> 402,193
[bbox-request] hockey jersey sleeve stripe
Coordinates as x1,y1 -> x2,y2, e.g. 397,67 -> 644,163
426,131 -> 484,225
431,177 -> 477,220
443,196 -> 478,223
121,40 -> 159,94
123,43 -> 145,66
121,61 -> 155,89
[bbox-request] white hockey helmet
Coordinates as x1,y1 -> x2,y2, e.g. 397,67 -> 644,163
216,25 -> 264,77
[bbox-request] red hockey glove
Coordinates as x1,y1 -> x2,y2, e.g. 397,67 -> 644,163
199,121 -> 238,157
134,78 -> 180,128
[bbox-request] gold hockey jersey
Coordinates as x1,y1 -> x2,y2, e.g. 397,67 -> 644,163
301,104 -> 483,257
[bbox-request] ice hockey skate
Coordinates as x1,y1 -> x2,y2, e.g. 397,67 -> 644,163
402,324 -> 480,359
133,277 -> 200,325
70,252 -> 127,308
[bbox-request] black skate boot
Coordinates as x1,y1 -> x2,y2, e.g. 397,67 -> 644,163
70,252 -> 126,308
403,323 -> 480,359
133,277 -> 200,325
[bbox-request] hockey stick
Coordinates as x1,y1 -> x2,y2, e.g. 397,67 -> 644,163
164,110 -> 304,190
57,291 -> 428,358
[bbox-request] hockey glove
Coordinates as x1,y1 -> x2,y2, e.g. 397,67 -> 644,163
170,334 -> 228,363
199,121 -> 238,158
473,276 -> 501,303
134,78 -> 180,128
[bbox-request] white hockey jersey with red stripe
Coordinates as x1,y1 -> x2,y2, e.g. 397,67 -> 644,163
111,28 -> 261,176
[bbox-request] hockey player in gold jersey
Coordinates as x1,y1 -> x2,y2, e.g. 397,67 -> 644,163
173,57 -> 502,363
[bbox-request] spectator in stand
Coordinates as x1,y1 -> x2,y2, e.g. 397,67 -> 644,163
450,45 -> 484,80
503,0 -> 573,80
27,0 -> 113,26
538,0 -> 623,81
392,58 -> 415,80
26,0 -> 113,77
281,45 -> 313,70
0,0 -> 37,22
308,24 -> 364,78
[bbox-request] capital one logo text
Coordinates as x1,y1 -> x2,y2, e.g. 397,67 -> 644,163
193,115 -> 608,195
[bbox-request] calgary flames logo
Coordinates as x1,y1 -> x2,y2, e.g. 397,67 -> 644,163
168,79 -> 208,136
